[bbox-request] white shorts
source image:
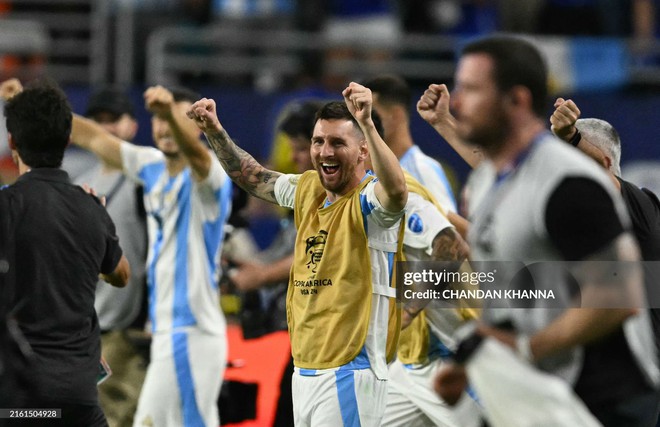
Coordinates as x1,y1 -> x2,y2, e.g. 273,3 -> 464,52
133,329 -> 226,427
292,367 -> 387,427
382,358 -> 482,427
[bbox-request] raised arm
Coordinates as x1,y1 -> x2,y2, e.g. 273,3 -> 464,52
144,86 -> 212,182
187,97 -> 282,203
550,97 -> 609,169
0,78 -> 125,169
343,82 -> 407,212
71,115 -> 124,169
417,84 -> 483,169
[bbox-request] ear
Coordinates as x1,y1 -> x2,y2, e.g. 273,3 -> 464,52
127,118 -> 139,141
602,155 -> 612,171
505,86 -> 532,110
358,140 -> 369,162
7,132 -> 16,150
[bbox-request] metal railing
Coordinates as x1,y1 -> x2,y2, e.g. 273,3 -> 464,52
145,26 -> 459,88
146,25 -> 660,91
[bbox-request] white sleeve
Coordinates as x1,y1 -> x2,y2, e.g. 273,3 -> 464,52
403,192 -> 453,254
120,141 -> 165,185
360,179 -> 404,228
274,174 -> 300,209
198,154 -> 228,192
195,156 -> 232,221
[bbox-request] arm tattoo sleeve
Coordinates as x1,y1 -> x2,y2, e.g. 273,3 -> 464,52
205,129 -> 281,203
431,227 -> 469,263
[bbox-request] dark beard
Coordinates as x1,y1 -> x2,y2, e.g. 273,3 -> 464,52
162,151 -> 181,159
463,115 -> 510,154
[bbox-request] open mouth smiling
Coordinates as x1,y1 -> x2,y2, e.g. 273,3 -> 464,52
321,162 -> 339,175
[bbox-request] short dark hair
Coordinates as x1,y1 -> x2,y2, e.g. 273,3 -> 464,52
363,74 -> 412,111
315,101 -> 385,140
4,80 -> 72,168
169,86 -> 201,104
279,100 -> 325,141
462,36 -> 548,118
85,85 -> 135,119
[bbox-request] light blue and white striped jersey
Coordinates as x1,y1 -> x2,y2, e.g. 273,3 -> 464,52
400,145 -> 457,213
121,142 -> 232,335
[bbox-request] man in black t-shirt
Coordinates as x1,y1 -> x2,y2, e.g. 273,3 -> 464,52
0,80 -> 130,427
551,99 -> 660,350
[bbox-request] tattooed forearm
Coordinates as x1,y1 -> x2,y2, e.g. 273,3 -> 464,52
431,227 -> 470,263
206,129 -> 281,203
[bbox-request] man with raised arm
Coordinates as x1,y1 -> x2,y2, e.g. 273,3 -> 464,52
70,85 -> 232,427
188,82 -> 407,427
428,36 -> 658,426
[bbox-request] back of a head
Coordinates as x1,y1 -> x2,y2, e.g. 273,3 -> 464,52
576,118 -> 622,176
279,100 -> 325,141
315,101 -> 386,140
85,85 -> 135,120
4,80 -> 72,168
362,74 -> 411,111
462,35 -> 548,118
169,86 -> 201,104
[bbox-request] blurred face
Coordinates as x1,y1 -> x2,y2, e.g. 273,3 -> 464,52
151,100 -> 199,157
289,135 -> 314,173
310,119 -> 366,196
451,53 -> 508,150
91,112 -> 137,141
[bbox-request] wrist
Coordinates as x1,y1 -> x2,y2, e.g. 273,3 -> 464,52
567,128 -> 581,147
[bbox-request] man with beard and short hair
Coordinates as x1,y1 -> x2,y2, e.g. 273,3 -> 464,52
425,36 -> 658,426
188,82 -> 407,427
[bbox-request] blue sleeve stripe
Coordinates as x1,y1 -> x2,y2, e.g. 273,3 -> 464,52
360,193 -> 375,235
139,162 -> 166,193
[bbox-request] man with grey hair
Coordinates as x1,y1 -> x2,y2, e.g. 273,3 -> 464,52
551,99 -> 622,177
551,97 -> 660,366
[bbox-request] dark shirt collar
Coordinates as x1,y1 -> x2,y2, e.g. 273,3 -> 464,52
16,168 -> 71,184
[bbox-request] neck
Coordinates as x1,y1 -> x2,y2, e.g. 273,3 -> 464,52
324,169 -> 366,204
611,173 -> 622,191
488,120 -> 546,172
16,155 -> 31,176
165,155 -> 187,177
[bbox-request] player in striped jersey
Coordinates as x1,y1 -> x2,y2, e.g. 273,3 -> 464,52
70,85 -> 232,427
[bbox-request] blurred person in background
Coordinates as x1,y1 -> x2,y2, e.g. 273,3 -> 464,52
76,86 -> 148,427
69,84 -> 232,427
